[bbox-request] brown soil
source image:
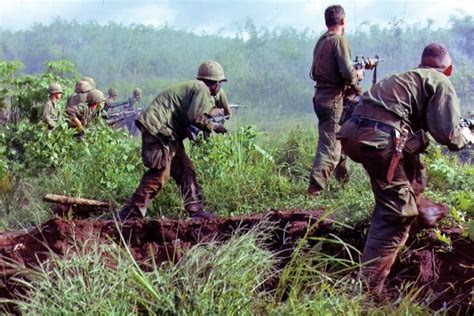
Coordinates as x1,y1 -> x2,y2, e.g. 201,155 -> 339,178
0,209 -> 472,314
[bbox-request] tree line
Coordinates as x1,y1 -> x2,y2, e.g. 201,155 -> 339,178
1,15 -> 473,118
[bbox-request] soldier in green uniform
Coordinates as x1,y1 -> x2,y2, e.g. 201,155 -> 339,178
40,83 -> 63,129
118,60 -> 228,221
129,88 -> 142,108
66,89 -> 106,132
307,5 -> 364,196
337,43 -> 474,295
66,80 -> 93,111
106,88 -> 119,107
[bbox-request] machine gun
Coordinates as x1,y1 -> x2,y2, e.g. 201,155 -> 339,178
353,55 -> 384,84
104,99 -> 142,136
105,99 -> 133,114
187,115 -> 229,141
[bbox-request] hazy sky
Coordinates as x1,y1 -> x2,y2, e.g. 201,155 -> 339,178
1,0 -> 473,35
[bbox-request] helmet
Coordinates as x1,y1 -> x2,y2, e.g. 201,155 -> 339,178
108,87 -> 118,97
79,80 -> 93,93
82,76 -> 96,89
196,60 -> 227,82
133,87 -> 142,96
48,83 -> 63,94
87,89 -> 106,104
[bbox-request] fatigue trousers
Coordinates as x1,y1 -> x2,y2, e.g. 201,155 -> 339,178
309,90 -> 349,190
340,120 -> 425,294
124,130 -> 203,217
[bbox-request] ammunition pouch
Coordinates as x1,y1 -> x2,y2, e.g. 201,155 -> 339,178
404,130 -> 429,155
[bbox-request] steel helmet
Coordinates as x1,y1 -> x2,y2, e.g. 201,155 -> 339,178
87,89 -> 105,104
196,60 -> 227,82
108,87 -> 118,97
48,83 -> 63,94
133,87 -> 142,96
79,80 -> 93,93
82,76 -> 96,89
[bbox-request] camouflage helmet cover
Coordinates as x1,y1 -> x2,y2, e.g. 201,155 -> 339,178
196,60 -> 227,82
133,87 -> 142,96
79,80 -> 93,93
82,76 -> 96,89
87,89 -> 106,104
108,87 -> 118,97
48,83 -> 63,94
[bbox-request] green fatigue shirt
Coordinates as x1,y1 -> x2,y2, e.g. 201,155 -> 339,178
137,80 -> 215,141
212,89 -> 231,116
66,92 -> 87,111
309,31 -> 359,91
355,66 -> 468,150
41,99 -> 60,129
66,102 -> 99,128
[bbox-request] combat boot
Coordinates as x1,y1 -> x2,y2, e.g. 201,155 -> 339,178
189,209 -> 215,220
116,205 -> 142,222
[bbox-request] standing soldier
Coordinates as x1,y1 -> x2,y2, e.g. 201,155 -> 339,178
118,60 -> 229,221
67,89 -> 106,134
41,83 -> 63,129
337,43 -> 474,295
307,5 -> 364,196
106,88 -> 119,107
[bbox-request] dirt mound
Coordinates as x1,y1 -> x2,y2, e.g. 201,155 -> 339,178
0,209 -> 472,313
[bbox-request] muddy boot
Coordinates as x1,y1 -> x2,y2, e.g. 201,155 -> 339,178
116,205 -> 142,222
189,208 -> 215,220
307,182 -> 322,197
417,196 -> 449,228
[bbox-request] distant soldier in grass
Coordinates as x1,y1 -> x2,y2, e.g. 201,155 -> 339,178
129,87 -> 142,108
337,43 -> 474,295
40,83 -> 63,129
105,87 -> 119,108
307,4 -> 364,196
118,60 -> 228,221
67,89 -> 106,135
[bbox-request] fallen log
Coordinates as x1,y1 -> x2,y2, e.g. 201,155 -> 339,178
43,194 -> 111,208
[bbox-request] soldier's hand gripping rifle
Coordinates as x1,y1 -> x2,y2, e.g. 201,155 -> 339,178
353,55 -> 384,85
187,115 -> 230,141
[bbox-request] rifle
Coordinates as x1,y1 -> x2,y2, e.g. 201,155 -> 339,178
353,55 -> 384,84
187,115 -> 229,141
106,109 -> 141,126
229,102 -> 249,109
460,118 -> 474,130
105,99 -> 132,113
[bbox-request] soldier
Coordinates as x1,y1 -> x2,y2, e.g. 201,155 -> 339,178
307,5 -> 364,196
106,88 -> 119,107
40,83 -> 63,129
66,80 -> 93,111
67,89 -> 106,133
337,43 -> 474,295
129,87 -> 142,108
118,60 -> 228,221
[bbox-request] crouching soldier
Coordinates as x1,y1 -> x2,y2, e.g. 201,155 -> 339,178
337,43 -> 474,295
67,89 -> 106,137
118,60 -> 229,221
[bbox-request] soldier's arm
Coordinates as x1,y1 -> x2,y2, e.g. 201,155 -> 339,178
215,89 -> 232,117
335,37 -> 359,87
66,105 -> 84,130
187,84 -> 215,132
426,80 -> 469,150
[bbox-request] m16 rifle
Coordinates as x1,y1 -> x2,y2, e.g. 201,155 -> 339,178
187,115 -> 229,141
353,55 -> 384,84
